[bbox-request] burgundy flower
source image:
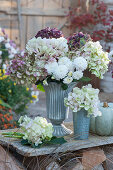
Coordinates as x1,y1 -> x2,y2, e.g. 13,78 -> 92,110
68,32 -> 91,51
35,27 -> 63,39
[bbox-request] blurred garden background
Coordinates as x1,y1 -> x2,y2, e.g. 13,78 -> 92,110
0,0 -> 113,129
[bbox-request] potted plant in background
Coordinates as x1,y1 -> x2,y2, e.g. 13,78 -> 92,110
7,27 -> 109,137
64,84 -> 101,139
0,28 -> 39,118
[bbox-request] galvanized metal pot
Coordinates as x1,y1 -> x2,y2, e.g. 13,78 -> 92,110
73,109 -> 90,140
44,82 -> 76,137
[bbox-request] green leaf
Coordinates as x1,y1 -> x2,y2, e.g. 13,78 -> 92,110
21,139 -> 30,145
61,83 -> 68,90
79,76 -> 91,82
0,98 -> 12,109
37,84 -> 45,92
21,137 -> 67,148
46,136 -> 67,145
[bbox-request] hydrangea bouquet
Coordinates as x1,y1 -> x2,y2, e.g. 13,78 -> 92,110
64,84 -> 101,117
2,116 -> 66,147
6,27 -> 110,137
64,84 -> 101,139
68,32 -> 110,79
6,28 -> 109,90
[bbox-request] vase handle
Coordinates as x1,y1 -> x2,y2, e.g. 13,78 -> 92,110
67,82 -> 77,93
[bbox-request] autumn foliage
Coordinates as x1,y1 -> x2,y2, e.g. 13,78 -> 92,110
0,105 -> 17,130
69,0 -> 113,51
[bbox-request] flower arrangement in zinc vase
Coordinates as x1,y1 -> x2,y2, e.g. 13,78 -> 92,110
64,84 -> 101,117
6,28 -> 110,90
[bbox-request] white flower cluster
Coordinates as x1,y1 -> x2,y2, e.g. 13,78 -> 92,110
25,37 -> 87,85
25,37 -> 70,83
74,41 -> 110,79
0,29 -> 18,65
26,37 -> 68,57
45,56 -> 86,84
64,84 -> 101,117
8,29 -> 110,87
18,116 -> 53,146
0,37 -> 18,60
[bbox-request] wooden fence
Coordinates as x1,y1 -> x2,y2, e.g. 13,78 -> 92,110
0,0 -> 113,89
0,0 -> 70,49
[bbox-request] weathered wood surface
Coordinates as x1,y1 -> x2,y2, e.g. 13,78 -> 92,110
0,126 -> 113,157
0,7 -> 69,16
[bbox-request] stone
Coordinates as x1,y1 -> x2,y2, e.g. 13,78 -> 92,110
82,148 -> 106,169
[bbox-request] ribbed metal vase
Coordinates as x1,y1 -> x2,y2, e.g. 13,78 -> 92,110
73,109 -> 90,140
44,82 -> 76,137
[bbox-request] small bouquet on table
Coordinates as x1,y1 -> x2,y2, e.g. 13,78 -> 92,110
6,27 -> 110,139
2,116 -> 67,147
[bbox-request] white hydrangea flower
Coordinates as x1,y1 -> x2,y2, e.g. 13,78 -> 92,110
80,41 -> 110,78
64,84 -> 101,117
73,57 -> 88,71
26,37 -> 68,57
58,57 -> 73,71
45,62 -> 58,75
53,65 -> 68,80
73,71 -> 83,80
18,116 -> 53,146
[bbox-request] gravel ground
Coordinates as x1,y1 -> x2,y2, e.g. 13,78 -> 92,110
27,92 -> 113,122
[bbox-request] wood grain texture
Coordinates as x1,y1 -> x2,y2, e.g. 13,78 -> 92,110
0,127 -> 113,157
0,0 -> 70,48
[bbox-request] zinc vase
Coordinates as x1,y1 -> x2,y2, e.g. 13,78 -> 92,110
44,82 -> 76,137
73,109 -> 90,140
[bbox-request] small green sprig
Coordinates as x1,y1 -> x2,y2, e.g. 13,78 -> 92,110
2,132 -> 24,139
